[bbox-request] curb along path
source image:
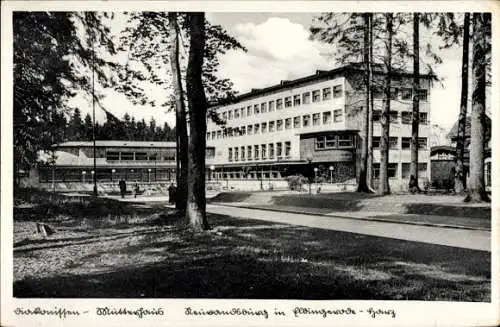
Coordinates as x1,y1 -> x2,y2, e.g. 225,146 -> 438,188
206,204 -> 491,252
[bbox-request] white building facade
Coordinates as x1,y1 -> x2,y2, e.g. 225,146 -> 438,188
206,64 -> 433,191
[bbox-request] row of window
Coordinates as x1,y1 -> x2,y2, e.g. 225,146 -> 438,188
207,110 -> 344,140
228,142 -> 292,162
315,135 -> 355,149
216,84 -> 343,123
106,151 -> 174,161
374,87 -> 428,102
372,110 -> 428,124
373,162 -> 428,179
372,136 -> 427,150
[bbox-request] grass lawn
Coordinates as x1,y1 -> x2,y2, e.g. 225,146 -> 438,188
13,197 -> 490,301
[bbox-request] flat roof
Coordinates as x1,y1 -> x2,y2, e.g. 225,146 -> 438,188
56,141 -> 177,148
211,62 -> 434,107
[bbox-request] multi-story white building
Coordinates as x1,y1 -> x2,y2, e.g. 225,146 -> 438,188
207,63 -> 433,191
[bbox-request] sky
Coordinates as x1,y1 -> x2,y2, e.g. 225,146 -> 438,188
72,12 -> 470,130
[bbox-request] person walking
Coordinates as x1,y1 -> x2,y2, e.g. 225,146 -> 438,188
119,179 -> 126,199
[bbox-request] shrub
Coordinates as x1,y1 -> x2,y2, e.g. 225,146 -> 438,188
286,175 -> 308,191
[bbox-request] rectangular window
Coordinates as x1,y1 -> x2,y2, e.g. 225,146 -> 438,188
285,141 -> 291,157
285,96 -> 292,108
240,107 -> 245,118
418,162 -> 427,178
333,85 -> 342,98
390,111 -> 399,123
276,98 -> 283,110
228,148 -> 233,162
402,88 -> 412,100
302,92 -> 311,104
135,152 -> 148,161
261,102 -> 267,113
325,135 -> 337,148
268,100 -> 275,111
293,94 -> 301,106
228,110 -> 233,120
312,90 -> 321,102
402,112 -> 412,124
106,152 -> 120,161
313,113 -> 321,126
372,110 -> 382,122
254,104 -> 260,115
338,135 -> 354,148
323,87 -> 332,100
269,143 -> 275,159
247,145 -> 252,160
316,136 -> 326,150
390,87 -> 399,100
389,137 -> 398,149
222,111 -> 227,120
276,119 -> 283,131
285,118 -> 292,129
269,121 -> 275,132
149,153 -> 158,161
303,114 -> 311,127
276,142 -> 283,157
402,137 -> 411,149
401,163 -> 411,179
206,132 -> 210,140
211,131 -> 216,139
419,112 -> 428,125
261,122 -> 267,133
121,152 -> 134,160
293,116 -> 301,128
323,111 -> 332,124
418,137 -> 427,149
388,163 -> 398,178
372,137 -> 381,149
333,109 -> 343,122
234,147 -> 239,161
240,126 -> 246,136
261,144 -> 267,159
241,146 -> 245,161
418,89 -> 428,101
227,127 -> 233,137
247,106 -> 252,116
254,124 -> 260,134
254,145 -> 259,159
247,124 -> 253,135
217,130 -> 222,139
234,109 -> 240,119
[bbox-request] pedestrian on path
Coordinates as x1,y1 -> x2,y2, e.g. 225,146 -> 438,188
119,179 -> 126,198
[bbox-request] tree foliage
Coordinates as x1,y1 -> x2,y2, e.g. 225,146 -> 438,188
13,11 -> 117,175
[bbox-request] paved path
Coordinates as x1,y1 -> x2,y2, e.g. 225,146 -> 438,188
207,204 -> 491,252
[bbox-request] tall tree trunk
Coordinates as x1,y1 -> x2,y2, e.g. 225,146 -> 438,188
185,12 -> 210,230
168,12 -> 188,212
409,13 -> 421,192
367,13 -> 374,189
378,13 -> 393,195
357,12 -> 372,193
465,13 -> 489,203
455,13 -> 470,194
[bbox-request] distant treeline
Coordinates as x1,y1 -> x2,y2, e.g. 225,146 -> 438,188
57,108 -> 176,142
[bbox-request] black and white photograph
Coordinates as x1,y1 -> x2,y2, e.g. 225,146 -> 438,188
1,1 -> 498,326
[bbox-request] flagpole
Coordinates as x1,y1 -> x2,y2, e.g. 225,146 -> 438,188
91,18 -> 97,197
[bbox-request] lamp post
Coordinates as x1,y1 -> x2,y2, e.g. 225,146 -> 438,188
111,169 -> 116,182
329,165 -> 334,184
148,168 -> 151,183
82,171 -> 86,183
91,170 -> 95,188
306,155 -> 313,194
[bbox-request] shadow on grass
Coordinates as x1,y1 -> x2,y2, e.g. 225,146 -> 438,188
14,214 -> 490,301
